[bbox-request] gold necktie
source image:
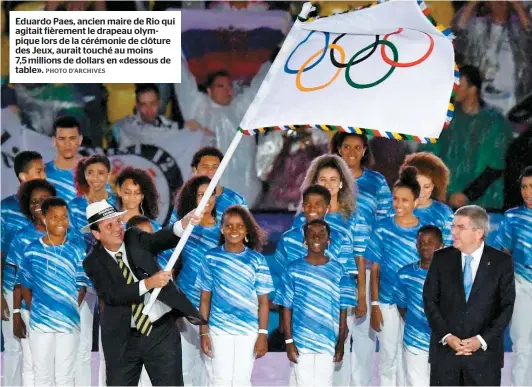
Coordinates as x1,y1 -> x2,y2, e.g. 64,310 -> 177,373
115,252 -> 153,336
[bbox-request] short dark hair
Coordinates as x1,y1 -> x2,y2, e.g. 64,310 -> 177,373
135,83 -> 160,102
14,151 -> 42,179
41,196 -> 67,217
191,147 -> 224,169
303,218 -> 331,238
394,166 -> 421,199
418,225 -> 443,243
53,116 -> 81,136
75,155 -> 111,194
18,179 -> 57,220
519,166 -> 532,185
206,70 -> 231,89
126,215 -> 151,230
459,65 -> 484,105
330,132 -> 372,167
302,185 -> 331,205
219,205 -> 267,251
176,175 -> 216,219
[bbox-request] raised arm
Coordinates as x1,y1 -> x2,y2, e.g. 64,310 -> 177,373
174,55 -> 208,121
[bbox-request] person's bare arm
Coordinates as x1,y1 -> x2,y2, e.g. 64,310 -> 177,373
355,257 -> 367,318
370,263 -> 383,332
199,290 -> 213,358
283,307 -> 298,363
254,294 -> 269,359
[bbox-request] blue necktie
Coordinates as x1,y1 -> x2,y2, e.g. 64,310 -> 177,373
463,255 -> 473,301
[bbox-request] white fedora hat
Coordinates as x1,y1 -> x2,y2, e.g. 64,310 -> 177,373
81,200 -> 126,233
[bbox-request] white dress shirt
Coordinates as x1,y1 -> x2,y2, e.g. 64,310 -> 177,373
441,243 -> 488,351
103,221 -> 185,325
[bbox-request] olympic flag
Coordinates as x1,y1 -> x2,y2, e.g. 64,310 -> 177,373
239,0 -> 458,143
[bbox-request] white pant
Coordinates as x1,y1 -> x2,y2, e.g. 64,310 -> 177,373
76,291 -> 96,386
98,325 -> 151,386
29,330 -> 79,386
378,304 -> 405,386
210,333 -> 257,386
404,346 -> 430,387
179,318 -> 211,386
333,310 -> 354,386
351,270 -> 377,386
21,309 -> 35,386
2,290 -> 23,387
294,353 -> 335,386
510,276 -> 532,386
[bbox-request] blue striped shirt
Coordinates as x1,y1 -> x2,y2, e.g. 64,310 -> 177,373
413,201 -> 454,246
196,246 -> 274,335
169,187 -> 247,224
365,216 -> 423,304
356,168 -> 392,227
69,194 -> 118,251
177,223 -> 220,308
274,257 -> 357,356
1,194 -> 30,292
19,236 -> 89,333
394,262 -> 431,352
45,161 -> 77,203
495,206 -> 532,283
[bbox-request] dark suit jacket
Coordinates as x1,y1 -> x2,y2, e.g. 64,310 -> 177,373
423,245 -> 515,369
83,226 -> 206,363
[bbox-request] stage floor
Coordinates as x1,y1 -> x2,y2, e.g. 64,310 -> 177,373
87,352 -> 514,386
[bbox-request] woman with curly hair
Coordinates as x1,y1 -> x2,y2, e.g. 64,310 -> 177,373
365,167 -> 424,386
330,132 -> 392,386
399,152 -> 454,246
6,180 -> 81,385
297,154 -> 370,386
170,176 -> 220,386
197,205 -> 273,386
69,155 -> 118,250
115,166 -> 160,228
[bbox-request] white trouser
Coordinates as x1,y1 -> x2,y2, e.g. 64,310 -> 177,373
403,345 -> 430,387
179,318 -> 211,386
98,326 -> 106,386
510,276 -> 532,386
98,325 -> 151,387
210,332 -> 257,386
76,291 -> 96,386
21,309 -> 35,386
294,353 -> 335,386
378,304 -> 405,386
333,309 -> 354,386
29,330 -> 79,386
351,269 -> 377,386
2,290 -> 23,387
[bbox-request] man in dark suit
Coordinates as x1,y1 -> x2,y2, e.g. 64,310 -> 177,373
423,205 -> 515,386
82,200 -> 206,386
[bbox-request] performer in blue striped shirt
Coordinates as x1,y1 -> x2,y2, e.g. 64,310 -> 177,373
395,225 -> 443,387
19,197 -> 89,386
1,151 -> 45,387
296,154 -> 370,385
169,147 -> 247,224
69,154 -> 116,386
44,116 -> 83,203
495,166 -> 532,386
367,166 -> 423,386
400,152 -> 454,246
197,205 -> 273,386
169,175 -> 220,386
330,132 -> 392,386
276,219 -> 356,386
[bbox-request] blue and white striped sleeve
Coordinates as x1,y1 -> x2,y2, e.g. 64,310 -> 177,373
364,226 -> 384,265
274,269 -> 294,308
352,214 -> 370,257
376,180 -> 392,221
255,253 -> 274,296
340,274 -> 357,309
19,252 -> 34,290
195,255 -> 214,292
494,212 -> 512,251
394,271 -> 408,309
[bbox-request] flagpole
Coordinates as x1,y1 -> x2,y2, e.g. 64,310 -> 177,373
143,131 -> 244,314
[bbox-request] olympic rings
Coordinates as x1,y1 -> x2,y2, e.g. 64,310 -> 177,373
380,28 -> 434,68
330,34 -> 380,68
296,43 -> 346,92
285,30 -> 330,74
345,40 -> 398,89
